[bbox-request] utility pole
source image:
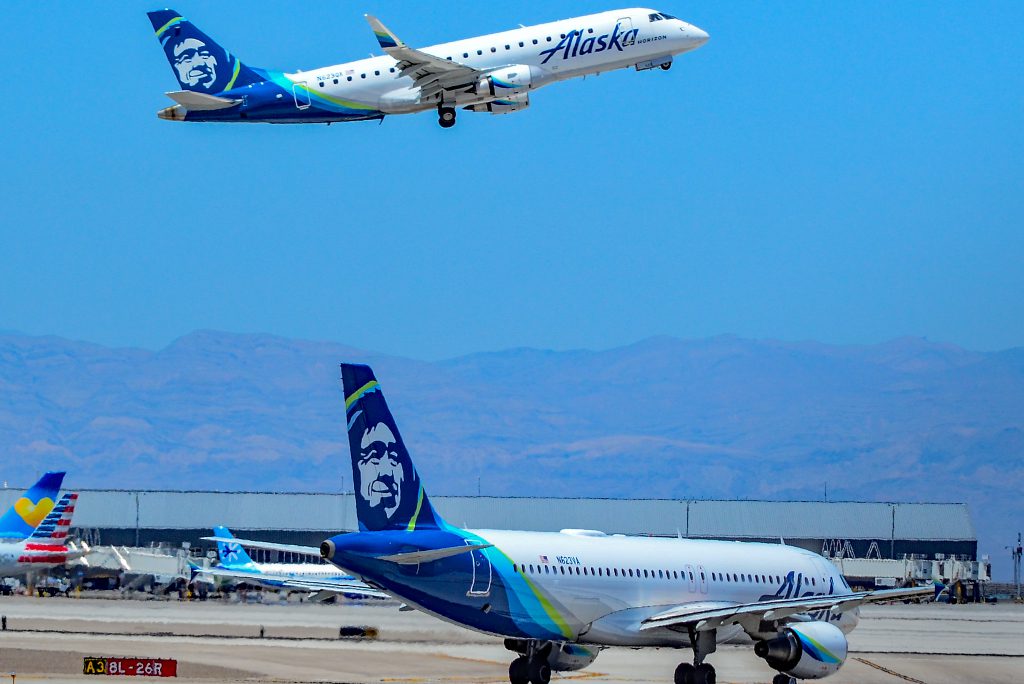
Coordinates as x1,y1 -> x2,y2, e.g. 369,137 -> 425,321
1013,533 -> 1022,601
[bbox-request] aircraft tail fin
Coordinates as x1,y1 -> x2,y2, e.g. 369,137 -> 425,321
341,364 -> 444,532
212,526 -> 258,569
147,9 -> 265,94
0,471 -> 66,540
28,492 -> 78,541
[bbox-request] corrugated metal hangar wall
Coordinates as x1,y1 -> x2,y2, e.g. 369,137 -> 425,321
0,489 -> 977,560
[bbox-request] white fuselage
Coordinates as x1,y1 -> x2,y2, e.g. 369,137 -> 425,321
293,8 -> 707,114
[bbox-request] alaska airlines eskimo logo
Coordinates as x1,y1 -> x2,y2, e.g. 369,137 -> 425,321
357,422 -> 405,521
539,23 -> 639,65
170,37 -> 220,89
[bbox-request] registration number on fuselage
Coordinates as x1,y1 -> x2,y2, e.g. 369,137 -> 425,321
555,555 -> 581,565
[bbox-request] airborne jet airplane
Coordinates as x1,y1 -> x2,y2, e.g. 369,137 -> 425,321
147,8 -> 709,127
219,365 -> 933,684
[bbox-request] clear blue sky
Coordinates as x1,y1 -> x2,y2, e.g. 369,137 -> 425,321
2,2 -> 1021,358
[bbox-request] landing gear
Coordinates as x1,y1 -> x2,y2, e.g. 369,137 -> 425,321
772,675 -> 795,684
506,642 -> 551,684
660,62 -> 672,71
438,105 -> 456,128
674,628 -> 717,684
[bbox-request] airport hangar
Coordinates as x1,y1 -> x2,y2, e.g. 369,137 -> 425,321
0,489 -> 983,583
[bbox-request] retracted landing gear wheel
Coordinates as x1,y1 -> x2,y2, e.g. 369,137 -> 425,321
692,663 -> 715,684
508,657 -> 529,684
438,106 -> 456,128
527,660 -> 551,684
673,662 -> 694,684
661,62 -> 672,70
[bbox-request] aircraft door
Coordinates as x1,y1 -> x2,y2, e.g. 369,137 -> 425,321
466,540 -> 492,597
292,81 -> 311,110
616,17 -> 636,49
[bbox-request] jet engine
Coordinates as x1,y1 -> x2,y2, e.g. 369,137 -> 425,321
473,65 -> 545,97
546,643 -> 599,672
468,92 -> 530,115
754,621 -> 848,680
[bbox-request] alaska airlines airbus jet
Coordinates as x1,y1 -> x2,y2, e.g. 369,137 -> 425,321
147,8 -> 709,127
222,365 -> 932,684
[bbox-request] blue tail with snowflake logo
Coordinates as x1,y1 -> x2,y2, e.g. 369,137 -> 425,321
147,9 -> 266,93
212,526 -> 258,569
341,364 -> 445,533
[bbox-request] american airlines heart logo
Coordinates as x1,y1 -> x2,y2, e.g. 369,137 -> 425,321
15,497 -> 55,527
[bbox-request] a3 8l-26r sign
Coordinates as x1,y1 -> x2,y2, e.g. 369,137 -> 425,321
84,657 -> 177,677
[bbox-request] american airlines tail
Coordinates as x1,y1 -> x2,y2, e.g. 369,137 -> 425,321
0,471 -> 66,539
28,492 -> 78,541
341,364 -> 445,532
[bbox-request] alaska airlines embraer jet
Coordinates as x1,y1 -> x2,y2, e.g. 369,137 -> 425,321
147,8 -> 709,127
224,365 -> 932,684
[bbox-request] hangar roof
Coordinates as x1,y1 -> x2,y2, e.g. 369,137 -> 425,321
0,489 -> 975,541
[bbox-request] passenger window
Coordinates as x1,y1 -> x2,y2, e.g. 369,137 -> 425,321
374,70 -> 380,76
513,563 -> 517,573
613,568 -> 619,577
544,565 -> 550,574
318,82 -> 324,88
588,28 -> 594,33
505,44 -> 510,50
490,47 -> 496,53
347,76 -> 352,81
628,569 -> 633,577
643,569 -> 649,578
390,67 -> 395,73
518,41 -> 524,47
477,49 -> 483,55
360,74 -> 366,79
546,37 -> 552,42
560,34 -> 566,39
532,39 -> 538,45
463,52 -> 469,58
700,571 -> 706,581
333,78 -> 338,84
559,566 -> 565,575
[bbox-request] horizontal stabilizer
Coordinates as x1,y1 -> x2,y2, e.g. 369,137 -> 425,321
165,91 -> 241,111
378,543 -> 492,565
202,536 -> 321,557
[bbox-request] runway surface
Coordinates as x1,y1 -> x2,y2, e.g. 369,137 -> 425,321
0,596 -> 1021,684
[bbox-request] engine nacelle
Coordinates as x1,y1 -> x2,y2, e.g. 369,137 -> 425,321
474,65 -> 544,97
503,640 -> 598,672
546,643 -> 599,672
468,92 -> 530,115
754,621 -> 848,680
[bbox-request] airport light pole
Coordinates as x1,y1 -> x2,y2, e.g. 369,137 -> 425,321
1013,533 -> 1022,601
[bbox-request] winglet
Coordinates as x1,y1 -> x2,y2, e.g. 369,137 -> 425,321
365,14 -> 403,51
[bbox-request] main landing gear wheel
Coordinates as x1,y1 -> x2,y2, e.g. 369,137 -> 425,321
772,675 -> 795,684
674,663 -> 694,684
692,663 -> 715,684
509,657 -> 529,684
527,659 -> 551,684
661,62 -> 672,70
438,106 -> 456,128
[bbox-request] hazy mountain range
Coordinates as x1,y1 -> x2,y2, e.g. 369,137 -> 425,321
1,330 -> 1021,573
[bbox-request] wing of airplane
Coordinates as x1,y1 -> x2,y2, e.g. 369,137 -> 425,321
202,536 -> 321,557
365,15 -> 483,100
640,586 -> 934,633
194,564 -> 390,599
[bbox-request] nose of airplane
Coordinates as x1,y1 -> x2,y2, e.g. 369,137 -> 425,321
690,26 -> 710,47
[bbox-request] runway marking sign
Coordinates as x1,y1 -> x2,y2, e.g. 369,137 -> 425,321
84,658 -> 177,677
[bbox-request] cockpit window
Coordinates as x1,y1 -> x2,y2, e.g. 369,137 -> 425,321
648,13 -> 663,21
661,13 -> 678,20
